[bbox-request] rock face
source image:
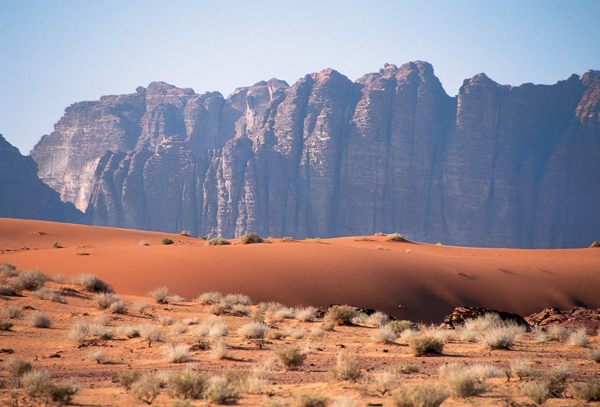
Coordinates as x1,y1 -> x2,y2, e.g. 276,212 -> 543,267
0,135 -> 83,223
31,62 -> 600,248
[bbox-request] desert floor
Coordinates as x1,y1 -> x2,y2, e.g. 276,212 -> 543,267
1,219 -> 600,406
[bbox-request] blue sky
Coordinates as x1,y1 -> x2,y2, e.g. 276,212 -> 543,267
1,0 -> 599,154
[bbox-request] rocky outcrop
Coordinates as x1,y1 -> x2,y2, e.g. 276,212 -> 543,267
31,62 -> 600,248
441,306 -> 530,330
0,135 -> 83,223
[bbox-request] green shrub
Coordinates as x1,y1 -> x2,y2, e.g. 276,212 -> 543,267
162,237 -> 175,245
206,237 -> 231,246
326,305 -> 357,326
238,232 -> 266,244
409,335 -> 444,356
276,346 -> 307,370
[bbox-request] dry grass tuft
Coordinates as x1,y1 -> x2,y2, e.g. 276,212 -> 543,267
330,352 -> 361,381
276,346 -> 307,370
409,335 -> 444,356
391,382 -> 448,407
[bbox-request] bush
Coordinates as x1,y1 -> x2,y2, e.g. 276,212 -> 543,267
276,346 -> 307,370
206,237 -> 231,246
147,286 -> 170,304
590,241 -> 600,248
296,393 -> 328,407
180,231 -> 191,237
72,274 -> 112,293
27,311 -> 51,328
210,339 -> 229,360
139,240 -> 151,246
238,322 -> 269,339
409,335 -> 444,356
118,369 -> 139,390
238,232 -> 267,244
68,320 -> 91,343
5,357 -> 32,386
139,323 -> 165,347
130,373 -> 161,404
162,238 -> 175,245
167,368 -> 210,399
572,380 -> 600,401
295,306 -> 317,322
0,285 -> 16,296
162,344 -> 191,363
388,320 -> 418,334
385,233 -> 406,242
511,359 -> 535,381
366,311 -> 390,327
546,325 -> 570,342
540,365 -> 570,397
283,327 -> 306,339
439,363 -> 486,398
132,301 -> 149,315
587,348 -> 600,363
480,326 -> 521,349
93,296 -> 123,314
567,328 -> 589,347
2,306 -> 20,319
330,352 -> 361,381
0,262 -> 19,276
391,382 -> 448,407
326,305 -> 357,326
521,381 -> 550,405
19,269 -> 49,290
194,291 -> 223,304
372,370 -> 401,395
371,325 -> 397,344
87,349 -> 107,364
34,287 -> 63,302
21,369 -> 79,405
393,364 -> 420,374
205,375 -> 240,404
53,241 -> 63,248
90,324 -> 115,340
0,320 -> 13,330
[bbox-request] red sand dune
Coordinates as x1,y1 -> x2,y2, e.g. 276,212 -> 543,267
1,218 -> 599,323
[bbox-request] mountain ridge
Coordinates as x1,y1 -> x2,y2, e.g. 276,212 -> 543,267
29,62 -> 600,248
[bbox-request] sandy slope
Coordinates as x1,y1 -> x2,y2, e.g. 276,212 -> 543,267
1,218 -> 599,322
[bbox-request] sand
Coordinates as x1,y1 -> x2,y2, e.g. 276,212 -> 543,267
1,218 -> 599,323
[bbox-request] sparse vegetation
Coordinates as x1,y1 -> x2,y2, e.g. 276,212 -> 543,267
238,232 -> 267,244
147,286 -> 170,304
34,287 -> 63,303
162,344 -> 191,363
139,240 -> 151,246
296,393 -> 328,407
326,305 -> 357,326
391,382 -> 448,407
572,380 -> 600,402
0,320 -> 13,330
206,237 -> 231,246
2,305 -> 21,319
587,348 -> 600,363
194,291 -> 223,304
385,233 -> 406,242
71,274 -> 112,293
409,335 -> 444,356
139,323 -> 165,347
389,320 -> 418,334
238,322 -> 269,338
276,345 -> 307,370
162,238 -> 175,245
18,268 -> 49,290
130,373 -> 161,404
330,352 -> 361,381
205,375 -> 240,404
118,369 -> 139,390
27,311 -> 51,328
167,368 -> 210,400
439,363 -> 486,398
371,325 -> 397,343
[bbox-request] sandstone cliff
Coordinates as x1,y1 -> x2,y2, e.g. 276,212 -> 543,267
0,135 -> 83,223
31,62 -> 600,248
